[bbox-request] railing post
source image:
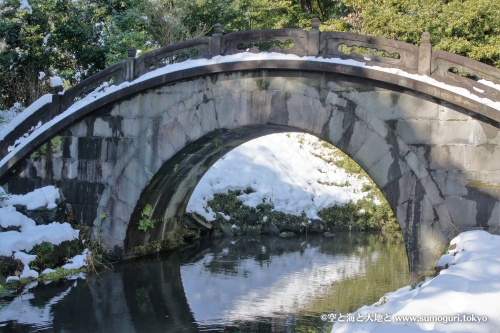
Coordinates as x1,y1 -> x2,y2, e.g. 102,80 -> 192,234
308,18 -> 320,57
211,23 -> 223,57
418,32 -> 431,76
50,93 -> 62,118
126,47 -> 137,82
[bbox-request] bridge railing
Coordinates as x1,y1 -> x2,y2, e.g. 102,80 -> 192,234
3,19 -> 500,160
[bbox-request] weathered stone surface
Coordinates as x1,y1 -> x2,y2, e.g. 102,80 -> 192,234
279,231 -> 296,238
353,131 -> 390,171
262,221 -> 280,235
5,65 -> 500,282
446,196 -> 477,227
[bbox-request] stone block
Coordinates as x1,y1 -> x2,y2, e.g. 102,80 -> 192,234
446,196 -> 477,227
77,159 -> 102,183
487,202 -> 500,228
122,157 -> 152,189
344,90 -> 439,121
305,85 -> 320,99
69,121 -> 88,137
214,94 -> 237,128
115,175 -> 141,207
395,119 -> 430,145
433,202 -> 454,237
367,150 -> 395,188
396,136 -> 411,156
121,117 -> 147,139
428,145 -> 465,170
346,120 -> 374,156
464,145 -> 500,171
135,141 -> 164,176
325,92 -> 347,107
288,95 -> 331,134
354,104 -> 374,126
396,201 -> 409,230
108,197 -> 135,225
352,132 -> 390,171
324,108 -> 346,146
284,79 -> 307,95
115,94 -> 142,118
97,186 -> 112,208
268,91 -> 289,125
63,159 -> 78,180
51,157 -> 63,181
101,217 -> 127,247
267,76 -> 285,91
428,119 -> 487,145
420,174 -> 445,206
177,108 -> 205,142
438,105 -> 472,121
198,100 -> 219,133
432,170 -> 468,197
183,91 -> 204,111
241,77 -> 260,92
93,118 -> 113,137
396,171 -> 417,205
405,150 -> 428,179
144,120 -> 177,162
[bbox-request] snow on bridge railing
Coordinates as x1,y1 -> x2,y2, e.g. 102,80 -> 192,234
2,18 -> 500,160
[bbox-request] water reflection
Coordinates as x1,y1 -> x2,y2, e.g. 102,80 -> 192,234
0,232 -> 408,333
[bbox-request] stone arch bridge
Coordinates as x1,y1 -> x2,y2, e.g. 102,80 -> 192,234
2,19 -> 500,281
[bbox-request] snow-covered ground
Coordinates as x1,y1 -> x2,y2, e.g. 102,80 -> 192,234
0,186 -> 87,281
187,132 -> 373,221
331,230 -> 500,333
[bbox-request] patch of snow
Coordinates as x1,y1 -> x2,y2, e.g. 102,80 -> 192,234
0,222 -> 79,257
187,133 -> 369,221
61,249 -> 88,270
0,205 -> 36,230
41,268 -> 56,275
331,230 -> 500,333
0,94 -> 51,141
50,76 -> 63,87
2,185 -> 60,209
67,272 -> 86,280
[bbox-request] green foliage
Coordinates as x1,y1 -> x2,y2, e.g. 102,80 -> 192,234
339,0 -> 500,68
28,241 -> 54,255
100,212 -> 107,220
243,186 -> 255,194
138,204 -> 155,231
318,197 -> 398,231
0,0 -> 110,108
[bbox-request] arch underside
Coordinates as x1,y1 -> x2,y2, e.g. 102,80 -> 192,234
4,68 -> 500,281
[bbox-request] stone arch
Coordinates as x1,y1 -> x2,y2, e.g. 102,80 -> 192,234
90,69 -> 461,281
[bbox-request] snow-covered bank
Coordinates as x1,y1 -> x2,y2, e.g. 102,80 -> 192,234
187,133 -> 374,221
0,186 -> 87,282
331,230 -> 500,333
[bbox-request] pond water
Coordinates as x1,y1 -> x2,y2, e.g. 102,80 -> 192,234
0,232 -> 409,333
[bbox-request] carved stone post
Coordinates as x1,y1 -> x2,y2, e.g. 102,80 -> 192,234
211,23 -> 223,57
308,18 -> 320,57
50,94 -> 62,118
126,47 -> 137,82
418,32 -> 431,76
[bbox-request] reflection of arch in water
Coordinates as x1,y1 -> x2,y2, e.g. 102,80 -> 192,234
179,234 -> 408,329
